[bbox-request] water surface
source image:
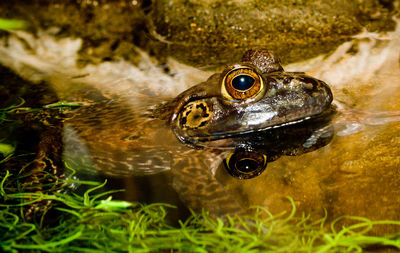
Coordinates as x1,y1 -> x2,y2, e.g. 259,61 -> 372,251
1,19 -> 400,234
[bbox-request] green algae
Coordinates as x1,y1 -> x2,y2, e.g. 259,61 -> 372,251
1,166 -> 400,252
0,18 -> 26,31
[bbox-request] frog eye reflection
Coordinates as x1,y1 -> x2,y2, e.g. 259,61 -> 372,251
221,67 -> 264,101
224,150 -> 267,179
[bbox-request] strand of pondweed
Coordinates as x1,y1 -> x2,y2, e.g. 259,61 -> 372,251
331,215 -> 372,235
11,226 -> 84,251
55,207 -> 82,219
63,161 -> 100,186
80,179 -> 126,208
0,170 -> 11,196
1,172 -> 110,210
0,152 -> 14,164
89,189 -> 126,206
292,211 -> 329,250
0,98 -> 25,124
331,216 -> 400,251
249,205 -> 288,235
0,192 -> 82,209
42,101 -> 84,109
65,246 -> 105,253
315,215 -> 400,253
83,180 -> 108,206
0,210 -> 19,228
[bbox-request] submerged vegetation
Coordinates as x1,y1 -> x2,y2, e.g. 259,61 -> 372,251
0,18 -> 26,31
1,165 -> 400,252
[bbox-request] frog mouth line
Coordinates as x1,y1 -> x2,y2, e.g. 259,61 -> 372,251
174,106 -> 336,148
181,117 -> 311,145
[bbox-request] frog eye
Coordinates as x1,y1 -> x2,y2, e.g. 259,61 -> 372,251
224,150 -> 267,179
221,66 -> 265,101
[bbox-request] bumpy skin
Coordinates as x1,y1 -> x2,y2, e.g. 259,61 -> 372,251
241,48 -> 284,74
165,49 -> 333,146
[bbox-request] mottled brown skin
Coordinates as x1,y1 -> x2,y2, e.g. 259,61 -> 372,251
241,48 -> 284,74
162,48 -> 333,146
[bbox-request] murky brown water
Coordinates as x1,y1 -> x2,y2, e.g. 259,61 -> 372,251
1,16 -> 400,235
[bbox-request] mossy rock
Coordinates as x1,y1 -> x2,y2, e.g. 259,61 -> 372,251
0,0 -> 397,67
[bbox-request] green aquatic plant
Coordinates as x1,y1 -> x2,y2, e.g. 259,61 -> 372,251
0,18 -> 26,31
0,143 -> 14,157
1,166 -> 400,253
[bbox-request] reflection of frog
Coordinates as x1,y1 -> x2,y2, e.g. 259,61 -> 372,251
158,48 -> 333,146
221,112 -> 334,179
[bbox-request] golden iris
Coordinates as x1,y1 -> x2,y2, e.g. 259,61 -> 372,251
222,67 -> 263,101
224,150 -> 267,179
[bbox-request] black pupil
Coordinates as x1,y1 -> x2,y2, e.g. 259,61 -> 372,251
236,158 -> 259,173
232,75 -> 255,91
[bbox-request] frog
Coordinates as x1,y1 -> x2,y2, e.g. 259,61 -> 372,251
116,48 -> 333,213
157,48 -> 333,147
0,40 -> 341,217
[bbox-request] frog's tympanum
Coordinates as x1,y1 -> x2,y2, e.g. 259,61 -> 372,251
162,49 -> 333,146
